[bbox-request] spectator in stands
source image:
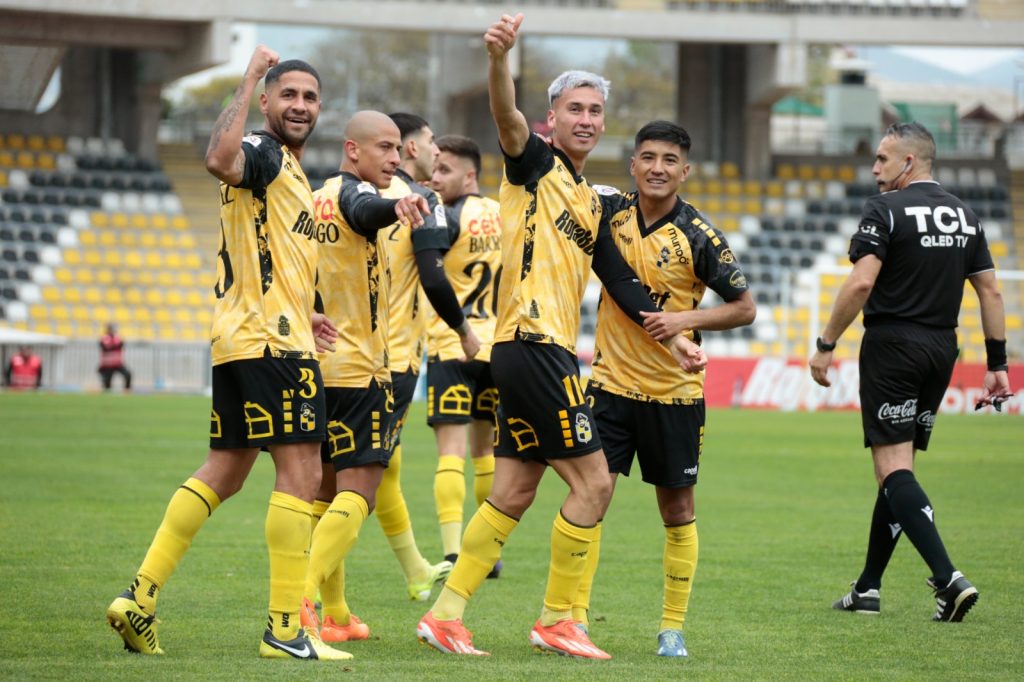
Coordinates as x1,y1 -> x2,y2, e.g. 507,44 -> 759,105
4,345 -> 42,390
98,323 -> 132,390
809,121 -> 1012,623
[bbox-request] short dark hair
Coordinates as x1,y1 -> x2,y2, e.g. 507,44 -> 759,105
435,134 -> 481,177
388,112 -> 430,141
884,121 -> 935,164
635,120 -> 691,153
265,59 -> 321,90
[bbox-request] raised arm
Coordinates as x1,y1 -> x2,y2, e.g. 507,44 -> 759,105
484,14 -> 530,158
205,46 -> 279,185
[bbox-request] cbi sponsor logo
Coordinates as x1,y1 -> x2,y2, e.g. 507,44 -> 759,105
877,399 -> 917,423
553,209 -> 595,255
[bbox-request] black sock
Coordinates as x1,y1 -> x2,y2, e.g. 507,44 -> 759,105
883,469 -> 955,586
855,488 -> 902,592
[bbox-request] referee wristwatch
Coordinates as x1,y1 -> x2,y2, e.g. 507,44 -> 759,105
816,336 -> 837,352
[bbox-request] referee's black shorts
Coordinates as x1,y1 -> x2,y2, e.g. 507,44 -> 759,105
491,339 -> 602,461
859,324 -> 957,451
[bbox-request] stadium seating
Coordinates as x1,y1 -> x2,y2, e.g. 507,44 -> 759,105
0,133 -> 214,342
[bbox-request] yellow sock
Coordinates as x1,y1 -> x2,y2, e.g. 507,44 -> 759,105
266,491 -> 313,640
135,477 -> 221,614
540,511 -> 596,626
376,447 -> 431,582
572,521 -> 601,626
310,499 -> 347,621
662,521 -> 698,631
435,455 -> 466,557
432,501 -> 518,621
304,491 -> 368,613
472,455 -> 495,508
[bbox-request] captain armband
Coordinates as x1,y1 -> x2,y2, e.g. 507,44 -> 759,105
984,338 -> 1008,372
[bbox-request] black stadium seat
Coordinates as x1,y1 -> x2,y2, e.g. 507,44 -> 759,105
18,229 -> 36,243
14,267 -> 30,281
0,267 -> 8,280
2,286 -> 17,300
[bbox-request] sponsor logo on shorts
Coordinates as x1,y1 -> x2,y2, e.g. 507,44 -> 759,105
916,410 -> 935,428
683,465 -> 698,476
877,399 -> 917,424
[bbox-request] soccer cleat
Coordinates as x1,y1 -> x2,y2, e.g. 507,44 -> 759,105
656,629 -> 688,658
299,597 -> 322,634
417,611 -> 489,655
928,571 -> 978,622
106,589 -> 163,655
832,582 -> 881,614
575,621 -> 589,636
487,559 -> 503,580
408,560 -> 453,601
529,618 -> 611,660
259,626 -> 353,660
321,614 -> 370,643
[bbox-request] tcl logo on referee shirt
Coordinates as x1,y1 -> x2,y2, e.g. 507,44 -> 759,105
904,205 -> 978,248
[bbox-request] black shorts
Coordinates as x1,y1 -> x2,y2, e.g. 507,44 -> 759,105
588,385 -> 704,488
426,358 -> 499,426
491,340 -> 602,461
321,378 -> 394,471
859,325 -> 957,451
210,355 -> 326,449
388,369 -> 419,449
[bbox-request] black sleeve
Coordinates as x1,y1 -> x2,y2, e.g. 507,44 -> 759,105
691,222 -> 749,302
503,133 -> 555,187
968,220 -> 995,276
236,133 -> 283,190
591,219 -> 660,327
415,248 -> 466,330
410,187 -> 452,253
338,180 -> 400,238
849,195 -> 891,263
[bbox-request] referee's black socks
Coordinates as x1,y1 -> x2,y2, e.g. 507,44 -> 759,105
882,469 -> 955,587
855,488 -> 901,592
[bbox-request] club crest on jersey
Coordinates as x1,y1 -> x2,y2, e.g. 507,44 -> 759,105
729,271 -> 747,288
656,246 -> 671,268
356,182 -> 377,195
278,315 -> 291,336
575,413 -> 593,444
719,248 -> 735,264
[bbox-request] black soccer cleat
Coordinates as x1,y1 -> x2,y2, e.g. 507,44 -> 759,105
928,571 -> 978,622
832,582 -> 880,614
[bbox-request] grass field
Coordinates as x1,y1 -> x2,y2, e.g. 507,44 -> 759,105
0,392 -> 1021,680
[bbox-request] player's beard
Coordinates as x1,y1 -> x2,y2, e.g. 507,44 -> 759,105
272,114 -> 316,149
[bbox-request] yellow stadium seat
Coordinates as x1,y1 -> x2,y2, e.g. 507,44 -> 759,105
157,271 -> 175,287
177,271 -> 196,288
90,212 -> 109,228
27,135 -> 45,151
743,180 -> 762,196
160,233 -> 178,249
743,198 -> 762,214
83,287 -> 102,305
78,231 -> 98,246
818,166 -> 836,181
797,164 -> 816,181
174,308 -> 193,324
184,254 -> 203,269
990,242 -> 1008,258
29,304 -> 48,320
720,162 -> 740,179
165,252 -> 183,269
154,309 -> 173,324
0,169 -> 6,187
121,232 -> 138,247
749,341 -> 767,356
75,270 -> 95,286
64,287 -> 82,304
177,233 -> 197,250
837,165 -> 856,183
705,180 -> 722,196
776,164 -> 795,180
165,290 -> 184,306
137,270 -> 155,286
198,272 -> 217,288
47,136 -> 65,153
724,180 -> 743,197
36,153 -> 55,170
103,288 -> 123,305
7,133 -> 25,149
171,216 -> 190,230
131,213 -> 148,229
54,267 -> 73,284
99,230 -> 117,247
124,250 -> 143,268
41,286 -> 60,303
724,198 -> 743,215
116,270 -> 134,286
63,249 -> 82,265
145,289 -> 164,306
93,307 -> 112,323
134,306 -> 152,324
55,322 -> 74,337
151,214 -> 169,230
16,151 -> 34,168
1007,314 -> 1022,330
83,250 -> 102,266
687,179 -> 704,196
97,270 -> 114,287
139,233 -> 157,248
33,321 -> 54,335
720,216 -> 739,232
136,325 -> 156,341
157,326 -> 177,340
103,251 -> 122,267
72,305 -> 91,322
195,309 -> 213,325
186,290 -> 206,307
114,307 -> 132,324
124,288 -> 143,305
765,181 -> 784,198
111,213 -> 129,229
703,198 -> 723,214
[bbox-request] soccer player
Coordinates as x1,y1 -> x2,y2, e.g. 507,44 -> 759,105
4,345 -> 42,389
106,46 -> 348,660
299,111 -> 434,648
427,134 -> 503,570
98,324 -> 132,390
416,14 -> 704,659
576,121 -> 756,659
367,112 -> 480,602
809,122 -> 1012,622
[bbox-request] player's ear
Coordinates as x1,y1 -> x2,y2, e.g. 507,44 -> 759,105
258,92 -> 269,116
344,138 -> 359,162
547,108 -> 556,130
629,155 -> 637,178
405,138 -> 418,160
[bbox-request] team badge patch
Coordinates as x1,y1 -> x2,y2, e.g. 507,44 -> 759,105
657,246 -> 671,268
300,403 -> 316,432
575,412 -> 593,444
719,248 -> 735,264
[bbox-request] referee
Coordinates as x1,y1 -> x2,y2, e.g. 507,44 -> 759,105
809,122 -> 1012,623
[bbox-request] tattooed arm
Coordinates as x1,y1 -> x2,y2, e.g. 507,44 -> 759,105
205,45 -> 279,185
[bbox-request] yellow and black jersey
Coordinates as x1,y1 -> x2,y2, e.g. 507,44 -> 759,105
494,134 -> 604,353
590,193 -> 749,403
426,194 -> 503,362
313,172 -> 393,388
211,130 -> 318,365
380,168 -> 450,374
